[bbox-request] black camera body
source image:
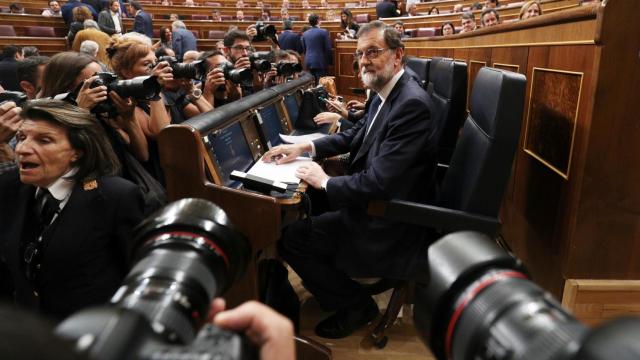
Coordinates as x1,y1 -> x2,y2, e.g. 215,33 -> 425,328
249,51 -> 273,73
158,56 -> 208,83
55,199 -> 256,360
414,231 -> 640,360
253,22 -> 277,43
275,61 -> 302,77
0,90 -> 28,107
219,61 -> 253,85
88,72 -> 162,115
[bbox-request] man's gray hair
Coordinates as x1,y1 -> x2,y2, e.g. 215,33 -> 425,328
83,19 -> 100,29
79,40 -> 99,56
357,20 -> 404,50
172,20 -> 187,30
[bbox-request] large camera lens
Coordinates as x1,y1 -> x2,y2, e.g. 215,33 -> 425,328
414,231 -> 587,360
172,60 -> 209,82
110,76 -> 162,101
275,61 -> 302,77
220,61 -> 253,85
110,198 -> 251,343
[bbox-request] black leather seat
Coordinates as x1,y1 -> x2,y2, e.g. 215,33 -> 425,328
404,56 -> 431,90
365,67 -> 527,348
427,57 -> 468,167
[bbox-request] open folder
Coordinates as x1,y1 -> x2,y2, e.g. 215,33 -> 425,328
247,157 -> 313,184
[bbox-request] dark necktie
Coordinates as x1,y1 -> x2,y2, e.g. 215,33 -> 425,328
34,189 -> 60,227
364,94 -> 382,138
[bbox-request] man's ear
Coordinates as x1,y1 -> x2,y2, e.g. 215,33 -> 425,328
19,81 -> 35,98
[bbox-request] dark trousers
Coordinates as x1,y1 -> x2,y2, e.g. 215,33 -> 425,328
278,211 -> 368,311
309,68 -> 327,84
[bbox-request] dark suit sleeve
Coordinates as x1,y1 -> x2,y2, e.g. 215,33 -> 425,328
313,117 -> 365,158
133,14 -> 143,33
326,97 -> 432,207
301,34 -> 306,55
110,180 -> 145,266
173,33 -> 183,60
324,30 -> 333,66
98,11 -> 116,35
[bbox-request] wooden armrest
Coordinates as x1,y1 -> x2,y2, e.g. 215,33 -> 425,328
368,200 -> 501,236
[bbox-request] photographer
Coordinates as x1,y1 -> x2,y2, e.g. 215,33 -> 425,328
223,30 -> 262,97
17,56 -> 50,100
201,50 -> 242,107
161,73 -> 213,124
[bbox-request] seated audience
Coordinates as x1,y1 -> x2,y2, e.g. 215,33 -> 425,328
171,21 -> 198,61
484,0 -> 499,9
262,9 -> 272,21
428,6 -> 439,15
520,0 -> 542,19
155,26 -> 173,50
320,0 -> 329,8
0,45 -> 23,92
481,8 -> 500,27
9,3 -> 24,14
98,0 -> 124,36
339,9 -> 360,40
17,56 -> 50,100
460,11 -> 477,33
169,13 -> 180,21
0,99 -> 145,320
281,8 -> 291,21
282,0 -> 290,9
236,0 -> 247,8
184,0 -> 197,6
161,0 -> 173,5
376,0 -> 399,18
66,6 -> 94,49
22,47 -> 40,58
302,0 -> 312,9
407,3 -> 419,16
440,21 -> 455,36
453,4 -> 464,13
212,10 -> 222,21
42,0 -> 62,17
470,2 -> 483,10
236,10 -> 245,21
393,21 -> 410,38
256,0 -> 264,8
72,20 -> 112,64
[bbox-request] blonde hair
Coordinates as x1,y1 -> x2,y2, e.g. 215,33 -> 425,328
107,37 -> 153,79
519,0 -> 543,19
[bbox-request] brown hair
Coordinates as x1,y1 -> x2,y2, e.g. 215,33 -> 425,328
72,6 -> 93,22
40,52 -> 96,97
21,99 -> 120,182
107,37 -> 153,79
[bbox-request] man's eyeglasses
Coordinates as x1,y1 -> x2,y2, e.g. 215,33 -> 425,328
354,48 -> 391,60
230,45 -> 254,52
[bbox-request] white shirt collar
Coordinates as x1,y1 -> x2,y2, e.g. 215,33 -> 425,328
377,68 -> 405,102
38,168 -> 77,209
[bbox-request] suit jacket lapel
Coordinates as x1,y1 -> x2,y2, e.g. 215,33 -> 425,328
4,184 -> 35,269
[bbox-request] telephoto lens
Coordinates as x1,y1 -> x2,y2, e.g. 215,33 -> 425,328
414,231 -> 587,360
219,61 -> 254,85
159,56 -> 209,82
275,61 -> 303,77
249,52 -> 273,73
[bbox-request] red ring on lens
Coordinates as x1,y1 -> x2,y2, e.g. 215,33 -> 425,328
146,231 -> 230,267
444,270 -> 527,359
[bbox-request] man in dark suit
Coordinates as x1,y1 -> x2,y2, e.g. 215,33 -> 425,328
98,0 -> 123,36
128,0 -> 153,38
0,45 -> 23,92
263,21 -> 436,338
278,19 -> 303,54
376,0 -> 400,18
171,20 -> 198,62
301,14 -> 332,82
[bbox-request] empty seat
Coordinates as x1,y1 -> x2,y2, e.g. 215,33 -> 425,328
355,13 -> 370,23
24,26 -> 56,37
153,29 -> 161,38
414,27 -> 436,37
190,30 -> 199,38
220,15 -> 232,20
244,15 -> 256,21
0,25 -> 16,36
192,14 -> 209,20
405,57 -> 431,90
208,30 -> 226,39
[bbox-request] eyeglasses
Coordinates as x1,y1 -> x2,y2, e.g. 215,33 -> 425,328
230,45 -> 254,53
354,48 -> 391,60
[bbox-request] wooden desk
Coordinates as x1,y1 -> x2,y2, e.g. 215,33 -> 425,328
337,2 -> 640,325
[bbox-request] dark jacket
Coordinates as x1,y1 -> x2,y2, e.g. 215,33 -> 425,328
311,71 -> 437,278
0,171 -> 145,319
301,26 -> 333,71
61,0 -> 97,25
172,28 -> 198,61
97,9 -> 123,35
132,9 -> 153,38
279,30 -> 303,54
376,1 -> 399,18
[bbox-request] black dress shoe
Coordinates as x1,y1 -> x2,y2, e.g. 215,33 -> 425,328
315,297 -> 379,339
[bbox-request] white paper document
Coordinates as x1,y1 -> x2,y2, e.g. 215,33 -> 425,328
247,157 -> 313,184
279,133 -> 327,144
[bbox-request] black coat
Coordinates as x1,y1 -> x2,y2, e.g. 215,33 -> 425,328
0,59 -> 20,92
312,72 -> 437,278
0,171 -> 145,320
376,1 -> 399,18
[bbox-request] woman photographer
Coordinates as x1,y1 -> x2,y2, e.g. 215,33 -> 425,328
40,52 -> 149,164
339,9 -> 360,40
0,99 -> 144,319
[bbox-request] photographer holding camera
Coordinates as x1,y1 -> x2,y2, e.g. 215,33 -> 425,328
201,50 -> 244,107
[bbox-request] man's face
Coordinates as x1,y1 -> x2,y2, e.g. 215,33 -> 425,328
50,1 -> 60,11
236,11 -> 244,21
394,24 -> 404,34
482,12 -> 498,27
110,1 -> 119,12
356,29 -> 400,91
127,4 -> 134,13
227,39 -> 251,62
462,18 -> 476,32
206,54 -> 230,99
484,0 -> 497,8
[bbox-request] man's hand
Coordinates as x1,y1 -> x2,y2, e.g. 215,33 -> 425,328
325,98 -> 348,118
235,56 -> 251,70
296,161 -> 329,189
246,25 -> 257,40
262,143 -> 310,164
0,101 -> 22,143
314,111 -> 340,125
347,99 -> 365,111
212,299 -> 295,360
205,67 -> 227,92
110,91 -> 135,121
76,76 -> 108,110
